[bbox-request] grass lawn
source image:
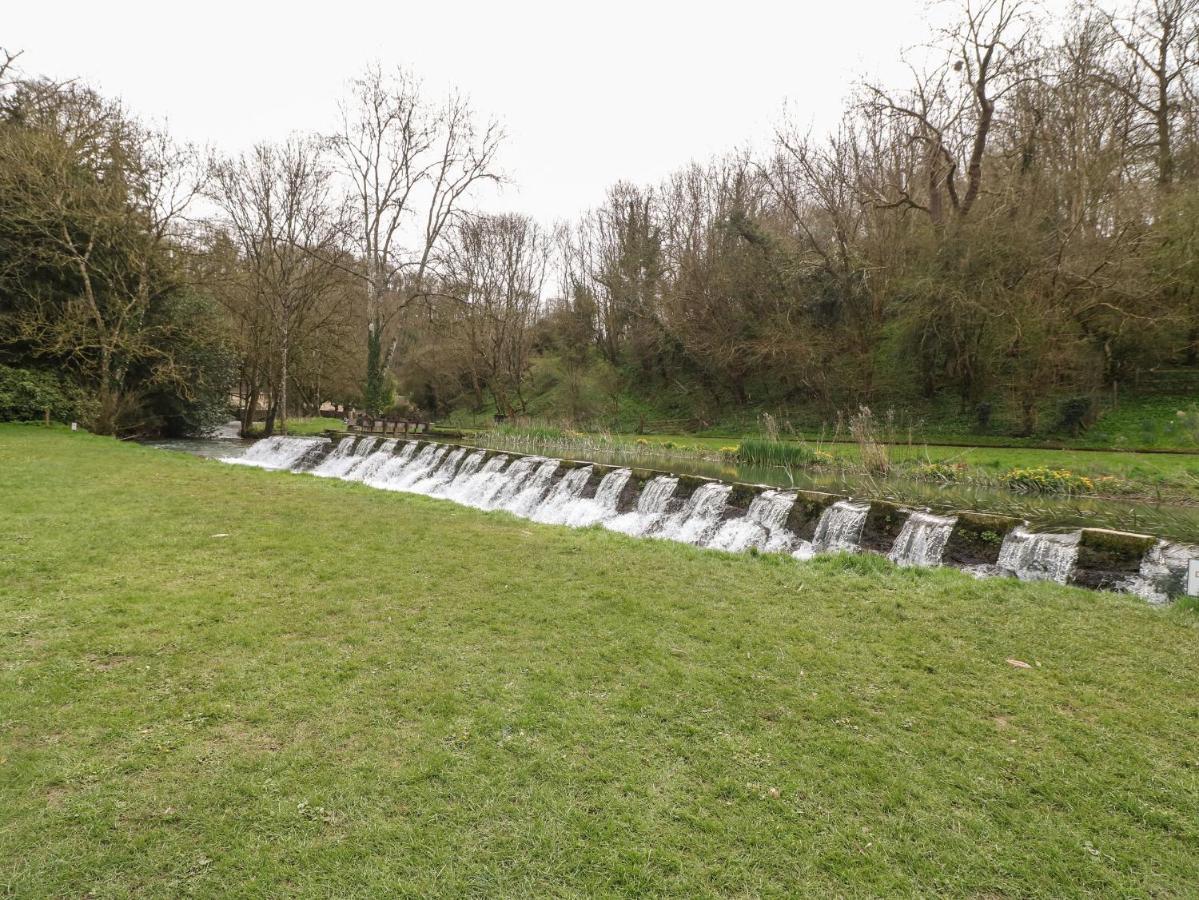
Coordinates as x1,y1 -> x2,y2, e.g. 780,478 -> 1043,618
3,425 -> 1198,897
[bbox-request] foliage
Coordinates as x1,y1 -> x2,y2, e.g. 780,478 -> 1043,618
999,467 -> 1102,495
0,79 -> 232,436
911,461 -> 967,483
736,437 -> 827,468
0,364 -> 89,423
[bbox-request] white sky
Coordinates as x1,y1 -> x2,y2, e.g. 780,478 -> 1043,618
9,0 -> 959,223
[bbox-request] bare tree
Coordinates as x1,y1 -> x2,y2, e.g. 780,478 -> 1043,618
333,65 -> 503,412
864,0 -> 1040,224
209,137 -> 346,434
1092,0 -> 1199,186
441,213 -> 548,415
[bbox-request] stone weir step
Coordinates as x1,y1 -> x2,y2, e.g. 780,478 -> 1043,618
278,434 -> 1197,604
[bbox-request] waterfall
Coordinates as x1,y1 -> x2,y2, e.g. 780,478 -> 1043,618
607,476 -> 678,536
551,468 -> 633,527
306,436 -> 354,475
707,491 -> 797,554
529,466 -> 594,524
433,450 -> 486,495
219,435 -> 1186,603
502,459 -> 562,516
363,440 -> 418,489
1122,540 -> 1199,604
482,456 -> 541,509
348,439 -> 399,483
224,436 -> 327,470
792,500 -> 871,560
996,525 -> 1080,584
442,454 -> 512,508
656,483 -> 732,545
408,446 -> 467,493
373,443 -> 444,492
312,437 -> 379,478
889,511 -> 957,567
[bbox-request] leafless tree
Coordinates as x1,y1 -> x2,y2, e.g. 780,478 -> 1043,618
209,138 -> 347,434
332,65 -> 503,411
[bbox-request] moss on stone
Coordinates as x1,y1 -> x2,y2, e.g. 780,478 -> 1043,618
785,491 -> 842,541
943,511 -> 1020,567
859,501 -> 907,553
1072,528 -> 1158,590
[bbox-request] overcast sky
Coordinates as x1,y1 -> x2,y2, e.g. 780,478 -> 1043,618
10,0 -> 959,223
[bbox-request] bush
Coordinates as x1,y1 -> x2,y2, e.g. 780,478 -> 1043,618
911,461 -> 966,482
0,365 -> 87,423
737,437 -> 826,467
1054,397 -> 1096,436
1000,466 -> 1095,494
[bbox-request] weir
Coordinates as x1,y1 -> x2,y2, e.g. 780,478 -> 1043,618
223,435 -> 1199,603
889,511 -> 957,567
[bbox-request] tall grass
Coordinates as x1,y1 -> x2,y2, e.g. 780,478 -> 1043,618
735,437 -> 823,467
846,406 -> 891,474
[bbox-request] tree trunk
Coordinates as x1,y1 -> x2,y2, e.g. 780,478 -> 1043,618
279,316 -> 290,435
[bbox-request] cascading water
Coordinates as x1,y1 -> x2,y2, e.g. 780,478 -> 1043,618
224,436 -> 327,470
529,466 -> 594,524
408,446 -> 467,493
888,511 -> 958,567
219,435 -> 1188,603
1121,540 -> 1199,604
792,500 -> 871,561
550,468 -> 633,527
348,439 -> 399,483
312,437 -> 379,478
433,450 -> 485,496
996,525 -> 1081,584
501,459 -> 561,516
363,440 -> 418,489
373,443 -> 443,492
707,491 -> 797,554
481,456 -> 541,510
607,476 -> 678,536
442,454 -> 511,508
656,483 -> 732,545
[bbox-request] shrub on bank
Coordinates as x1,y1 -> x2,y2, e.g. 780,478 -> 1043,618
911,461 -> 967,482
1000,466 -> 1096,494
0,365 -> 90,423
737,437 -> 832,468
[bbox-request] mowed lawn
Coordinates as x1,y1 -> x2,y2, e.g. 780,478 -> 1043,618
2,427 -> 1198,897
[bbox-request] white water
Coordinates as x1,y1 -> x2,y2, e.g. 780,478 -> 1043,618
546,468 -> 634,527
707,490 -> 797,553
654,483 -> 732,545
218,436 -> 1187,602
996,526 -> 1081,584
889,511 -> 958,567
312,436 -> 379,478
792,500 -> 871,560
607,476 -> 678,536
529,466 -> 594,524
362,440 -> 418,488
223,436 -> 328,470
502,458 -> 562,516
1122,540 -> 1199,604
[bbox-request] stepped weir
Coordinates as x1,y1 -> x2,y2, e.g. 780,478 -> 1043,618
225,435 -> 1198,604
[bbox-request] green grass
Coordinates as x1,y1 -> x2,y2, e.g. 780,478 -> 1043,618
3,425 -> 1199,897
